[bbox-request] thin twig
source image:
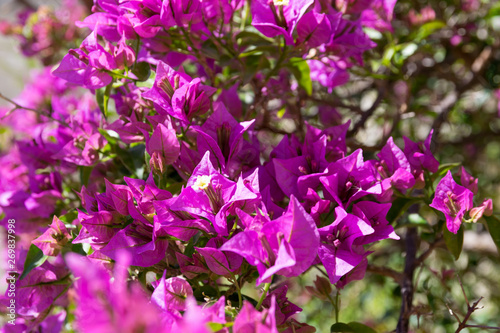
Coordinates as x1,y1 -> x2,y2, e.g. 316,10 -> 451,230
457,274 -> 470,307
464,324 -> 500,330
0,92 -> 70,128
366,264 -> 403,284
414,237 -> 444,267
454,297 -> 484,333
348,83 -> 386,136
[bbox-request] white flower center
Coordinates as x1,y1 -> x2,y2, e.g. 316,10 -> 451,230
192,175 -> 212,191
273,0 -> 289,6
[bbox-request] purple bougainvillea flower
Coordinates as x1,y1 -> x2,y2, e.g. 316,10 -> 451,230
172,296 -> 228,332
120,1 -> 162,38
430,171 -> 474,233
317,206 -> 373,284
296,10 -> 332,47
352,201 -> 399,244
251,0 -> 314,44
469,198 -> 493,222
320,149 -> 382,208
308,58 -> 350,93
196,102 -> 256,175
221,195 -> 319,285
459,166 -> 478,195
142,61 -> 215,123
151,271 -> 193,312
66,253 -> 167,332
216,83 -> 242,119
76,0 -> 122,41
272,122 -> 350,200
99,219 -> 169,267
124,173 -> 172,214
161,0 -> 204,29
233,298 -> 278,333
262,284 -> 302,326
154,198 -> 213,241
359,0 -> 398,32
170,152 -> 259,235
376,137 -> 416,193
403,130 -> 439,186
53,31 -> 121,89
175,251 -> 210,279
273,134 -> 328,199
144,122 -> 180,174
324,14 -> 376,64
32,216 -> 72,256
140,60 -> 191,114
15,258 -> 69,318
196,236 -> 243,277
113,35 -> 136,69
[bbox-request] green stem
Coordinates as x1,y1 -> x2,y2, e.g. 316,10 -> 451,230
263,36 -> 288,85
256,282 -> 272,310
335,290 -> 340,323
229,273 -> 243,309
326,290 -> 340,323
240,0 -> 251,31
326,293 -> 338,323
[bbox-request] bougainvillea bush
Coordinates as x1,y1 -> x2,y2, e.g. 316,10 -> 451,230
1,0 -> 500,332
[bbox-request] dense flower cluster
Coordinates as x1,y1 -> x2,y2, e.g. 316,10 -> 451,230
0,0 -> 495,332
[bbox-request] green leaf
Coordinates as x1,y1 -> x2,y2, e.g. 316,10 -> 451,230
165,182 -> 185,195
58,209 -> 78,224
347,322 -> 378,333
443,224 -> 463,260
406,213 -> 432,231
207,323 -> 224,332
96,83 -> 112,118
201,39 -> 220,60
408,213 -> 428,225
79,166 -> 93,187
131,62 -> 151,81
486,2 -> 500,19
239,45 -> 279,58
235,31 -> 274,47
382,45 -> 396,67
484,215 -> 500,255
387,197 -> 419,223
242,54 -> 270,84
20,244 -> 48,280
115,144 -> 146,178
412,21 -> 446,42
98,128 -> 120,145
431,162 -> 461,182
287,57 -> 312,96
331,323 -> 355,332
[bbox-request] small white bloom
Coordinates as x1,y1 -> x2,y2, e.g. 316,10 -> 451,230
192,175 -> 212,191
273,0 -> 289,6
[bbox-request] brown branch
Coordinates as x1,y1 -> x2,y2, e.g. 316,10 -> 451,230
396,227 -> 418,333
431,44 -> 494,140
348,83 -> 386,136
366,264 -> 403,284
414,237 -> 444,267
0,92 -> 70,128
17,0 -> 35,10
449,276 -> 500,332
464,324 -> 500,330
455,297 -> 485,333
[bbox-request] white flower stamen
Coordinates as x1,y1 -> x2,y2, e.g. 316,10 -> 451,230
273,0 -> 289,6
192,175 -> 212,191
